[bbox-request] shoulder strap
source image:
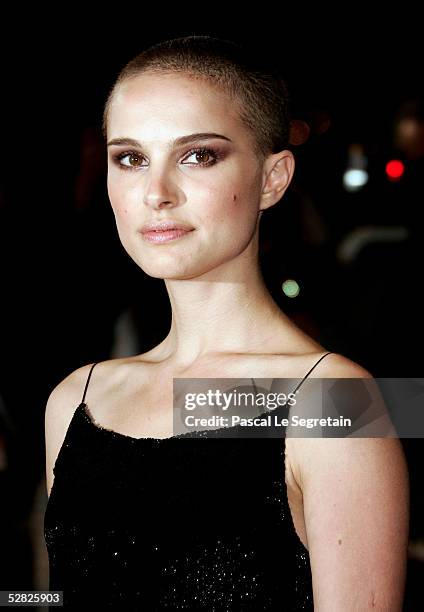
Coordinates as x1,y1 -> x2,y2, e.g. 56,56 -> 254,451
292,351 -> 333,395
81,362 -> 99,405
249,351 -> 333,397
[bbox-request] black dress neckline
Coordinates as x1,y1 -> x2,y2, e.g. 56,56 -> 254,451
45,396 -> 314,609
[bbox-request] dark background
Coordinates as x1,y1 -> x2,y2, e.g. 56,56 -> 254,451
0,11 -> 423,607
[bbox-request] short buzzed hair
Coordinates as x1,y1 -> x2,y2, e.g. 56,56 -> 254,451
102,35 -> 291,162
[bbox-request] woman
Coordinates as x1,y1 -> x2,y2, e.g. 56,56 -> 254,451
44,35 -> 409,610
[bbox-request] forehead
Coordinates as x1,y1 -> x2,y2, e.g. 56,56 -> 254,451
107,72 -> 245,142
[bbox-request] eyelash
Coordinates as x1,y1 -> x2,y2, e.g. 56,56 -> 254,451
112,146 -> 221,171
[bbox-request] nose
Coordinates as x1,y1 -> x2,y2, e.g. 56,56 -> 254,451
142,168 -> 180,210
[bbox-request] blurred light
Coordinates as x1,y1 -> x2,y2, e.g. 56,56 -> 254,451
289,120 -> 311,145
282,279 -> 300,298
343,143 -> 369,192
385,159 -> 405,181
343,169 -> 369,192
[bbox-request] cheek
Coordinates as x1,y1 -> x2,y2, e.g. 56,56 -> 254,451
202,190 -> 257,250
107,184 -> 136,245
107,178 -> 120,209
218,187 -> 257,225
107,179 -> 134,223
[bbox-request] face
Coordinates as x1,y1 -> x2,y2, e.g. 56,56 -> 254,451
106,72 -> 266,279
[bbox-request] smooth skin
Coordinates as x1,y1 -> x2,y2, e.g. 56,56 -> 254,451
45,71 -> 409,610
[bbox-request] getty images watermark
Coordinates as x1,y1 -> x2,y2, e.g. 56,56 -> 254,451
170,377 -> 424,438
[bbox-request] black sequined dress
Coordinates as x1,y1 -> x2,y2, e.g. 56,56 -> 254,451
44,353 -> 332,610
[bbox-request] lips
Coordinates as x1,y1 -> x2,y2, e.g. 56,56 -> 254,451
142,228 -> 192,243
140,220 -> 194,233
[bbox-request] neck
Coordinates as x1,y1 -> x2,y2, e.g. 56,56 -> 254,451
154,238 -> 292,369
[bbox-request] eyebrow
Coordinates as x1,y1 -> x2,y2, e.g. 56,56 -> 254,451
107,132 -> 233,149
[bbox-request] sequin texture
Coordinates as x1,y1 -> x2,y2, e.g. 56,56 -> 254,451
44,402 -> 314,610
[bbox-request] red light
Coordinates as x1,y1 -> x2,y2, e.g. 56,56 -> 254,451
386,159 -> 405,181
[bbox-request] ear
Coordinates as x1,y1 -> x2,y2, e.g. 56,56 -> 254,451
259,150 -> 295,214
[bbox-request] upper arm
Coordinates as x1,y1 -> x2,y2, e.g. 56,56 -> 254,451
292,354 -> 409,610
301,436 -> 409,610
44,363 -> 95,498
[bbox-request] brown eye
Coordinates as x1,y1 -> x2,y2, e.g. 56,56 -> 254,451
182,147 -> 219,167
127,153 -> 143,167
195,150 -> 211,163
115,151 -> 145,169
114,146 -> 219,172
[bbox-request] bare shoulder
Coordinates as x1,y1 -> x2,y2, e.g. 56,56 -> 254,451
285,353 -> 409,607
44,362 -> 94,497
44,358 -> 127,498
289,343 -> 406,491
308,350 -> 374,378
45,356 -> 135,427
287,351 -> 376,482
45,361 -> 100,430
284,351 -> 377,540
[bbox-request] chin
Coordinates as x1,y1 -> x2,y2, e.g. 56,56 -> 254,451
126,245 -> 231,280
137,261 -> 200,280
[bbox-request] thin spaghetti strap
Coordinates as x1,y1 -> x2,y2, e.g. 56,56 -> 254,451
292,351 -> 333,395
81,362 -> 99,405
249,351 -> 333,398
